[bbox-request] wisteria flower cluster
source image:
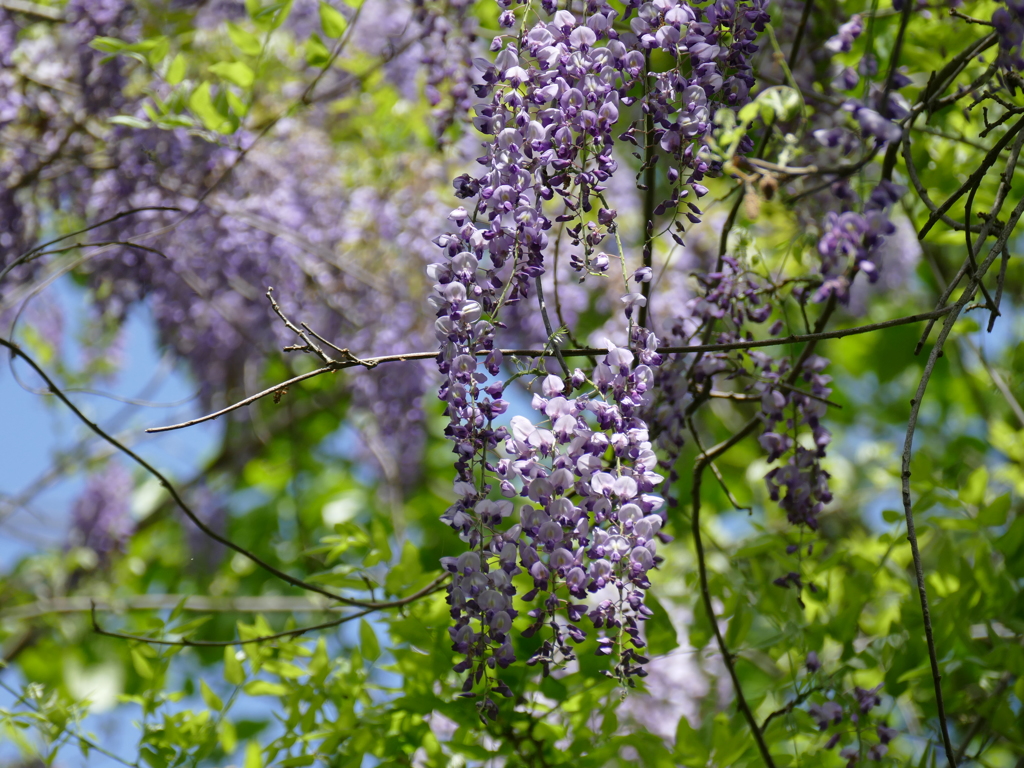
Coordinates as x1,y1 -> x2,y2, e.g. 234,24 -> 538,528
430,0 -> 776,701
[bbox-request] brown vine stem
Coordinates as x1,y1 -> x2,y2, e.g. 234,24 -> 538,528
691,458 -> 777,768
0,336 -> 422,610
786,0 -> 815,70
534,273 -> 569,376
89,574 -> 447,647
637,50 -> 656,331
680,278 -> 845,767
900,135 -> 1024,768
145,308 -> 954,434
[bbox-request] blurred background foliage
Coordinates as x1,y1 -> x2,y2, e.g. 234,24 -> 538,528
1,0 -> 1024,765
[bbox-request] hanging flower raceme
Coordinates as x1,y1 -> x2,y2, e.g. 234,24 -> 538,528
431,0 -> 778,702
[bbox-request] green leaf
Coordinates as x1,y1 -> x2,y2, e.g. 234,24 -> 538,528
130,648 -> 153,679
227,21 -> 264,55
109,115 -> 151,129
675,715 -> 711,764
244,741 -> 263,768
91,36 -> 129,53
644,593 -> 679,656
979,493 -> 1010,527
261,659 -> 306,679
165,54 -> 187,85
279,758 -> 315,767
189,81 -> 232,133
200,679 -> 223,712
737,101 -> 759,124
209,62 -> 255,89
224,646 -> 245,685
360,619 -> 381,662
960,466 -> 988,506
147,36 -> 170,66
250,0 -> 293,29
309,638 -> 330,680
882,509 -> 903,524
319,2 -> 348,37
218,719 -> 238,754
306,33 -> 331,68
244,680 -> 289,696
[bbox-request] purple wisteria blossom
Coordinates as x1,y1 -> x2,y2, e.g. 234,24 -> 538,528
71,462 -> 134,558
431,0 -> 771,698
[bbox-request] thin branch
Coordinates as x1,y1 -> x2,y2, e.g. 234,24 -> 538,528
761,686 -> 822,731
0,336 -> 419,609
145,308 -> 951,433
879,0 -> 914,120
146,364 -> 341,433
0,207 -> 179,286
916,118 -> 1024,351
89,574 -> 447,647
901,125 -> 981,233
950,7 -> 993,25
917,115 -> 1024,241
534,274 -> 569,376
786,0 -> 815,69
953,674 -> 1012,764
1,594 -> 380,620
0,678 -> 139,768
987,243 -> 1010,333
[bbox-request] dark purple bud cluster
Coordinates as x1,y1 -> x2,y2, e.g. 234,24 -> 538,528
820,12 -> 916,143
624,0 -> 768,233
412,0 -> 480,136
824,14 -> 862,54
649,255 -> 773,506
993,0 -> 1024,71
811,180 -> 905,304
759,184 -> 901,535
804,653 -> 897,763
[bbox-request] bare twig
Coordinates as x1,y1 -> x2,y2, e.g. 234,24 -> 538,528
916,120 -> 1024,352
89,574 -> 447,647
145,308 -> 951,434
761,686 -> 822,731
267,287 -> 376,367
987,244 -> 1010,333
2,594 -> 367,620
146,364 -> 342,433
0,207 -> 179,286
